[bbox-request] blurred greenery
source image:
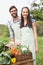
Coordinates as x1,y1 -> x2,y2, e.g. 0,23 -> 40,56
0,36 -> 9,43
36,37 -> 43,65
0,24 -> 10,37
37,21 -> 43,36
30,10 -> 43,21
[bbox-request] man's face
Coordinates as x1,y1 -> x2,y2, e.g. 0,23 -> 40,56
10,8 -> 17,18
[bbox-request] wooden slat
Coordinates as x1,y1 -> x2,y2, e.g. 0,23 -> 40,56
12,59 -> 34,65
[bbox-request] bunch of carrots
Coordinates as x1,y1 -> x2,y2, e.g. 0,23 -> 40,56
11,48 -> 21,55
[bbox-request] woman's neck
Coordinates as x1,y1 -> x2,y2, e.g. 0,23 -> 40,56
24,18 -> 27,26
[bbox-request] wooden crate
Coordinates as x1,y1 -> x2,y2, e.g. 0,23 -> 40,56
11,59 -> 34,65
0,53 -> 34,65
15,52 -> 32,62
11,52 -> 34,65
0,59 -> 34,65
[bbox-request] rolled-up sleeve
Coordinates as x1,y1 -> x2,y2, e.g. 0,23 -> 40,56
31,19 -> 36,23
7,21 -> 14,39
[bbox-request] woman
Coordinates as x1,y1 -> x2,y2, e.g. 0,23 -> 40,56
20,7 -> 39,65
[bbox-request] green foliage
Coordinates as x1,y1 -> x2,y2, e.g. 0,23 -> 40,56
37,21 -> 43,36
0,36 -> 9,43
0,24 -> 10,37
0,42 -> 5,53
30,10 -> 43,21
0,52 -> 11,64
36,37 -> 43,65
32,3 -> 38,7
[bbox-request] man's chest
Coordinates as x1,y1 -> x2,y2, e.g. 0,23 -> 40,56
11,22 -> 20,30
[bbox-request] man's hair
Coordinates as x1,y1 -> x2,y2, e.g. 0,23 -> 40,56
9,6 -> 17,12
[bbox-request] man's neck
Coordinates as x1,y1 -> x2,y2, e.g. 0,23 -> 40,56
13,16 -> 19,22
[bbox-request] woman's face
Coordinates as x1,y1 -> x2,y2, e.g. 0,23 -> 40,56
22,8 -> 29,18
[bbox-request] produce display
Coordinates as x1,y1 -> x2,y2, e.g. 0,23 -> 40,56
0,42 -> 32,64
11,45 -> 30,55
10,45 -> 32,63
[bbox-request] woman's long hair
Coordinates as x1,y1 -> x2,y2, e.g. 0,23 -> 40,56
20,7 -> 32,28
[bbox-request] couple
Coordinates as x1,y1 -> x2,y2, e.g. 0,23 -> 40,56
7,6 -> 39,65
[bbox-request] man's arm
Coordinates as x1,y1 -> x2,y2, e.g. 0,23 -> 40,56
8,21 -> 14,42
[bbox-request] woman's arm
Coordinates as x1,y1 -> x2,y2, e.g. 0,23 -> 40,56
32,22 -> 39,53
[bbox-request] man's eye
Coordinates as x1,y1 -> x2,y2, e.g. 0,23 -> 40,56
11,10 -> 16,12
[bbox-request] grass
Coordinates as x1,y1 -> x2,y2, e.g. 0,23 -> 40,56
36,36 -> 43,65
0,36 -> 43,65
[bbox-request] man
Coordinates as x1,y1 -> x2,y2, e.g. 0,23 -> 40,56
8,6 -> 21,43
5,6 -> 21,49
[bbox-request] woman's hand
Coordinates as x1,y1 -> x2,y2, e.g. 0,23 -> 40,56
35,46 -> 39,53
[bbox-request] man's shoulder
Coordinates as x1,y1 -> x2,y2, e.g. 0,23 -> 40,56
8,17 -> 13,22
7,17 -> 13,26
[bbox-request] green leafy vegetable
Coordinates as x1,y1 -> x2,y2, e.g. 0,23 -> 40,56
0,52 -> 11,64
0,41 -> 5,53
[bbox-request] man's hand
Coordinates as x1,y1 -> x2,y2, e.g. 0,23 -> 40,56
10,38 -> 14,42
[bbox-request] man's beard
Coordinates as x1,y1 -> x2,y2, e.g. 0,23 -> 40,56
12,13 -> 17,18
